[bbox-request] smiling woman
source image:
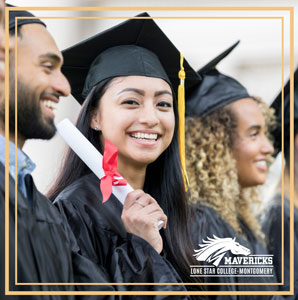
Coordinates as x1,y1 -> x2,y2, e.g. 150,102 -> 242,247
90,76 -> 175,177
47,13 -> 203,293
230,98 -> 274,188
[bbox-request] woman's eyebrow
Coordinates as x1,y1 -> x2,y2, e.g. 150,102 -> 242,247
154,90 -> 172,97
247,125 -> 261,131
117,88 -> 145,96
117,88 -> 172,97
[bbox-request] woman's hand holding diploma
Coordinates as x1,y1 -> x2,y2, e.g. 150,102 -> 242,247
121,190 -> 167,254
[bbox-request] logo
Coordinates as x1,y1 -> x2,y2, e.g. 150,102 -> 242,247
190,235 -> 274,278
193,235 -> 250,267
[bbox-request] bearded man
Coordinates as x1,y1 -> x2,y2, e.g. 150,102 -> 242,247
0,7 -> 113,298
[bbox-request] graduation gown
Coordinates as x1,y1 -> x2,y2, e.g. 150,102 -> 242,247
190,204 -> 283,300
54,172 -> 190,298
262,195 -> 298,299
0,162 -> 115,299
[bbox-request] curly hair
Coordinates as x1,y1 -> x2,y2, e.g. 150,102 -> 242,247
186,97 -> 276,239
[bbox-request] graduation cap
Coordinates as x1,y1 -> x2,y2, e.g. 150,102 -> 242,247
186,40 -> 250,117
271,67 -> 298,154
62,12 -> 201,189
62,12 -> 200,104
6,4 -> 46,31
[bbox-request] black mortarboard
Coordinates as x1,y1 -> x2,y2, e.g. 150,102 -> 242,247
61,12 -> 201,104
271,67 -> 298,154
186,41 -> 250,117
7,4 -> 46,31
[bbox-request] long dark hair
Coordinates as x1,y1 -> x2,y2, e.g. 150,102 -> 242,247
47,77 -> 201,285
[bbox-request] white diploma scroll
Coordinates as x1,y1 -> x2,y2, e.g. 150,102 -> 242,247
56,118 -> 164,230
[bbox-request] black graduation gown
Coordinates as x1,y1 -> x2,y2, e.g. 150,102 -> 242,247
0,162 -> 115,299
54,172 -> 190,299
262,195 -> 298,299
190,204 -> 284,300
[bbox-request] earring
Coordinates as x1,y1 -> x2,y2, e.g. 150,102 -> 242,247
94,126 -> 99,131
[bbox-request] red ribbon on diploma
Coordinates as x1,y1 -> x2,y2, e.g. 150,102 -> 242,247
100,139 -> 127,203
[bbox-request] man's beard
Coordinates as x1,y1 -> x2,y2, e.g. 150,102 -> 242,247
8,78 -> 56,140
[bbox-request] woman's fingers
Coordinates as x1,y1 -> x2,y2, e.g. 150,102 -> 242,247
121,190 -> 166,253
123,190 -> 146,209
139,202 -> 164,215
143,210 -> 167,229
125,190 -> 157,211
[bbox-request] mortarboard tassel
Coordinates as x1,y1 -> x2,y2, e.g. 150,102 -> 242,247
178,53 -> 189,191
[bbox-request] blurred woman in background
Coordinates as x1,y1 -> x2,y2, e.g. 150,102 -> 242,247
186,42 -> 279,298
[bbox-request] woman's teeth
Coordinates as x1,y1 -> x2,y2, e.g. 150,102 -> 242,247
131,132 -> 158,141
0,61 -> 4,72
254,160 -> 267,167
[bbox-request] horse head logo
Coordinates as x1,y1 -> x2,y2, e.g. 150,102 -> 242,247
193,235 -> 251,267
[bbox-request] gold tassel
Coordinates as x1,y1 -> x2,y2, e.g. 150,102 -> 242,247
178,53 -> 189,191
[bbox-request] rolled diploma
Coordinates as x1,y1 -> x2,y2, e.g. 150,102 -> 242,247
56,118 -> 164,230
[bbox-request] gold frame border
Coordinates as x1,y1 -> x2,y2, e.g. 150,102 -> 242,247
4,5 -> 294,296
